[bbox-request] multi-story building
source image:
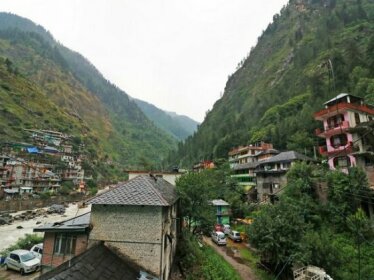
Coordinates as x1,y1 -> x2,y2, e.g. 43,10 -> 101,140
88,175 -> 179,280
228,142 -> 277,200
255,151 -> 315,201
210,199 -> 230,225
314,93 -> 374,182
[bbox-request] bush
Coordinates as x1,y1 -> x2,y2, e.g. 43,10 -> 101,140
0,234 -> 43,256
178,231 -> 241,280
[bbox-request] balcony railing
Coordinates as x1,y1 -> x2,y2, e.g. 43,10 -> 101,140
315,121 -> 350,137
318,143 -> 353,156
217,210 -> 231,216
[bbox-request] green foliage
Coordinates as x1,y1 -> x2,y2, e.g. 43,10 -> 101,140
134,98 -> 199,140
170,0 -> 374,167
0,234 -> 43,256
247,163 -> 374,279
178,232 -> 241,280
176,163 -> 245,232
0,12 -> 177,172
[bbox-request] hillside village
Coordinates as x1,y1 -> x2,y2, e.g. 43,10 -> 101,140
0,129 -> 90,200
0,93 -> 370,280
0,0 -> 373,279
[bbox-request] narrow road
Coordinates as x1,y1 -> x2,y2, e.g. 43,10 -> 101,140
203,236 -> 258,280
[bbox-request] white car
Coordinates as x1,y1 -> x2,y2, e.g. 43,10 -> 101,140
211,231 -> 227,245
30,243 -> 43,259
228,230 -> 242,242
4,249 -> 40,275
222,224 -> 231,234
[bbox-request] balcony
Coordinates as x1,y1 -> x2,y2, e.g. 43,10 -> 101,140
315,121 -> 350,137
319,145 -> 328,156
217,210 -> 231,216
318,143 -> 353,157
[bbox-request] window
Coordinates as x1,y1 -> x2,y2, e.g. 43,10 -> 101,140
327,114 -> 344,129
333,156 -> 351,168
354,113 -> 361,125
10,254 -> 20,262
330,134 -> 348,148
53,234 -> 77,255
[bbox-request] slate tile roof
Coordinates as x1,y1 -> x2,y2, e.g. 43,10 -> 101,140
257,151 -> 315,165
88,175 -> 178,206
37,243 -> 159,280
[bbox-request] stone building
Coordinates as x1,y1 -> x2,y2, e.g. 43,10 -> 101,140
88,175 -> 179,280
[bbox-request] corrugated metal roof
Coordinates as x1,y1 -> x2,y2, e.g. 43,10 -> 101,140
211,199 -> 230,206
88,175 -> 178,206
34,212 -> 90,233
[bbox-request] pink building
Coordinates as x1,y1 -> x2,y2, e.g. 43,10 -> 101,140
314,93 -> 374,177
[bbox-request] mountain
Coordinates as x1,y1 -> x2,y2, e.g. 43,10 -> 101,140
134,98 -> 199,140
170,0 -> 374,167
0,12 -> 176,171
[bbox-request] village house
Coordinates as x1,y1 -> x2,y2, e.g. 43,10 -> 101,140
87,174 -> 179,280
127,170 -> 184,186
192,160 -> 215,172
229,142 -> 278,200
255,151 -> 315,202
314,93 -> 374,187
210,199 -> 230,225
33,212 -> 91,272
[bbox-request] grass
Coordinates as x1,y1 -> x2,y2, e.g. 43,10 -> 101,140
238,246 -> 273,280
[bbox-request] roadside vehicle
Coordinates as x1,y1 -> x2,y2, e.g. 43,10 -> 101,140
4,249 -> 40,275
228,230 -> 242,242
214,224 -> 224,232
211,231 -> 227,245
30,243 -> 43,259
223,224 -> 231,234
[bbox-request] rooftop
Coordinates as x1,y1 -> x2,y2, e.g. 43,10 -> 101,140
34,212 -> 91,233
38,243 -> 159,280
257,151 -> 314,165
211,199 -> 230,206
88,175 -> 178,206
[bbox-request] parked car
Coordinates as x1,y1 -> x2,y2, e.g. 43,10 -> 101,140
30,243 -> 43,259
211,231 -> 227,245
228,230 -> 242,242
4,249 -> 40,275
223,224 -> 231,234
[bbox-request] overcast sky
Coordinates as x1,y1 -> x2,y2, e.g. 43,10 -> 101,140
0,0 -> 288,122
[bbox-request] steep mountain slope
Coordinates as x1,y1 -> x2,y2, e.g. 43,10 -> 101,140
134,98 -> 199,140
171,0 -> 374,167
0,13 -> 176,168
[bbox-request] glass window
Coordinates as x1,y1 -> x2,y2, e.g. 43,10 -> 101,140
20,252 -> 35,262
333,156 -> 351,168
331,134 -> 348,148
53,234 -> 77,255
355,113 -> 361,125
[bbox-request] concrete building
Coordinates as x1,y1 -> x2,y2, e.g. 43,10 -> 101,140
228,143 -> 278,200
314,93 -> 374,187
210,199 -> 230,225
255,151 -> 314,202
88,175 -> 179,280
34,212 -> 91,271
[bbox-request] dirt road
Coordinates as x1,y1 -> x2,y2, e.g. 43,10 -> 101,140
203,236 -> 258,280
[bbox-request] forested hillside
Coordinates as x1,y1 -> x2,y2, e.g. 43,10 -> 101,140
170,0 -> 374,167
0,13 -> 176,170
134,98 -> 199,140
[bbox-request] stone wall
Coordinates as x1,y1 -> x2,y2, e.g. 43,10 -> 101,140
89,204 -> 163,276
0,194 -> 86,212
